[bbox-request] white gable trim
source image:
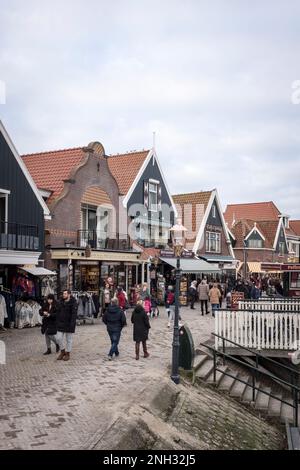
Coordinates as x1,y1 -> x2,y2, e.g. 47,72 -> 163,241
0,121 -> 51,219
244,225 -> 266,242
273,219 -> 288,250
227,226 -> 236,241
122,148 -> 178,217
192,189 -> 235,258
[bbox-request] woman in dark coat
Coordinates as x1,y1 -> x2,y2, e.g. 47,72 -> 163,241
39,294 -> 60,355
131,301 -> 151,360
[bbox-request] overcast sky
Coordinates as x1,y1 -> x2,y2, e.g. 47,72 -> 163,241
1,0 -> 300,218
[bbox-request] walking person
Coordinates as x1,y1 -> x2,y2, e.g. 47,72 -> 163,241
116,286 -> 126,312
209,283 -> 221,317
56,290 -> 78,361
165,285 -> 175,327
131,300 -> 151,360
102,283 -> 111,316
189,281 -> 197,309
103,298 -> 127,360
40,294 -> 59,355
197,280 -> 210,315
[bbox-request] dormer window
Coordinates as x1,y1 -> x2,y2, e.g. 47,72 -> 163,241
248,239 -> 263,248
212,205 -> 216,218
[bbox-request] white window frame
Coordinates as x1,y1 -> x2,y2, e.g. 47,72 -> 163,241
248,238 -> 263,249
0,190 -> 9,234
212,204 -> 216,218
149,181 -> 158,212
278,241 -> 285,255
206,231 -> 221,253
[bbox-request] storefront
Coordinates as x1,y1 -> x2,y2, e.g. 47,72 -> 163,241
159,256 -> 221,306
51,248 -> 141,295
281,264 -> 300,297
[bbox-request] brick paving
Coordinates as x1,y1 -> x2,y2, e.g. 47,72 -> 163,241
0,305 -> 214,450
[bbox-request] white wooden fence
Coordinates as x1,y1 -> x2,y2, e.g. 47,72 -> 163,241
215,310 -> 300,351
238,299 -> 300,313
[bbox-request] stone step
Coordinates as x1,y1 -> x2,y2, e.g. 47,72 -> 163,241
268,393 -> 283,417
218,370 -> 239,392
206,366 -> 229,385
195,359 -> 215,381
229,374 -> 249,399
255,387 -> 271,411
241,382 -> 260,403
193,354 -> 208,372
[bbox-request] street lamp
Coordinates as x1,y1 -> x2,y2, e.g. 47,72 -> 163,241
169,218 -> 188,384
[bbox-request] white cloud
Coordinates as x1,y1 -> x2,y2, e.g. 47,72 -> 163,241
0,0 -> 300,217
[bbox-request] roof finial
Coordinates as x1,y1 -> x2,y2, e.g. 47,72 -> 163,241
152,131 -> 156,150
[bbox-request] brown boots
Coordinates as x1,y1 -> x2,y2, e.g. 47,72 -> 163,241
63,352 -> 70,361
142,341 -> 150,358
135,343 -> 139,360
135,342 -> 150,360
57,349 -> 65,360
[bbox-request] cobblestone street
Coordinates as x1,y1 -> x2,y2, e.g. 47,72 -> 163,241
0,306 -> 214,450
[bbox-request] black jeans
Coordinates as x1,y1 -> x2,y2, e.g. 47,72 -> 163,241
190,298 -> 196,309
200,300 -> 208,314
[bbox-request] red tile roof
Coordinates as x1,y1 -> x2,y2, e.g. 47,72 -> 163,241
107,150 -> 149,195
22,147 -> 86,203
231,219 -> 280,248
290,220 -> 300,237
172,191 -> 213,246
22,146 -> 150,202
224,201 -> 281,226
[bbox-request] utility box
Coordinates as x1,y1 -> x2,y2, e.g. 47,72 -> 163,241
179,324 -> 195,370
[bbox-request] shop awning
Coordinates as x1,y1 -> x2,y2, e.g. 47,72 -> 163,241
247,262 -> 263,273
20,267 -> 56,276
200,254 -> 235,264
160,257 -> 220,273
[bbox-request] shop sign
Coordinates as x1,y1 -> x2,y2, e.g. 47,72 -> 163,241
160,249 -> 174,258
181,251 -> 194,258
261,263 -> 282,271
76,261 -> 99,266
206,224 -> 222,232
281,264 -> 300,271
218,262 -> 224,269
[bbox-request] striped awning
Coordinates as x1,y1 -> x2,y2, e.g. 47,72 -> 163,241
247,262 -> 263,273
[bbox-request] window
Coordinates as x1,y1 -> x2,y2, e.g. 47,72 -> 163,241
248,239 -> 263,248
280,228 -> 284,237
149,182 -> 158,211
81,204 -> 97,231
279,242 -> 285,255
212,205 -> 216,218
0,193 -> 8,235
206,231 -> 221,253
290,272 -> 300,289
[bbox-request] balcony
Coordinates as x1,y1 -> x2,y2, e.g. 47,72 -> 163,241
77,230 -> 132,251
0,221 -> 39,251
137,237 -> 171,249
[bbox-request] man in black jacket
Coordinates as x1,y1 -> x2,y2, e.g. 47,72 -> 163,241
103,298 -> 126,360
56,290 -> 77,361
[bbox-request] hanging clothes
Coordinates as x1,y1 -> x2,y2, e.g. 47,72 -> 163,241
15,300 -> 42,329
77,293 -> 96,319
0,294 -> 8,326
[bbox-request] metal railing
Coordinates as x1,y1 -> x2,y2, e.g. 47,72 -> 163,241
77,230 -> 132,251
201,333 -> 300,427
239,299 -> 300,312
215,308 -> 300,351
0,220 -> 39,251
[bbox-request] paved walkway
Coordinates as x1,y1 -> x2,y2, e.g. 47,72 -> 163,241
0,305 -> 214,450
